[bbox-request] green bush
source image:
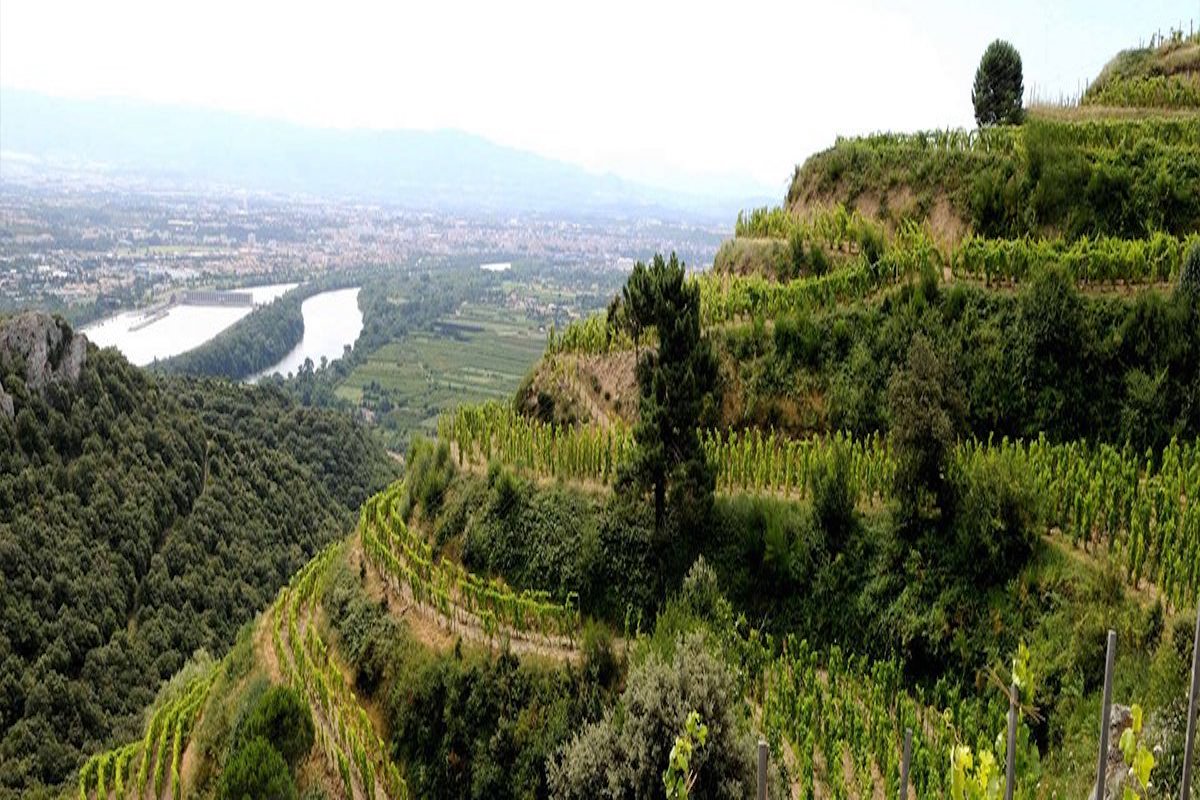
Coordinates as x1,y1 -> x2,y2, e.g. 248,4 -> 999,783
677,557 -> 734,627
1015,266 -> 1088,439
219,737 -> 297,800
549,631 -> 767,800
887,333 -> 965,523
232,686 -> 314,769
772,312 -> 822,370
811,442 -> 855,550
1182,240 -> 1200,297
947,452 -> 1038,585
405,436 -> 456,519
786,229 -> 807,280
581,620 -> 619,688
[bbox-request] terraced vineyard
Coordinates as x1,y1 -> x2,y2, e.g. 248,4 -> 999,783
439,401 -> 632,484
757,637 -> 1011,798
271,546 -> 408,800
547,230 -> 1200,360
37,26 -> 1200,800
77,658 -> 222,800
439,402 -> 1200,605
952,232 -> 1198,285
360,480 -> 583,651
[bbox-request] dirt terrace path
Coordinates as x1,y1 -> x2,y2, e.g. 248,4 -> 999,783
352,535 -> 584,664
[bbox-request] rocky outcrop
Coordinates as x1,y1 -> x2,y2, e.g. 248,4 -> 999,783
0,312 -> 88,419
1088,704 -> 1133,800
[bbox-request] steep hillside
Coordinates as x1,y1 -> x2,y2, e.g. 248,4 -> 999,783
1083,29 -> 1200,108
784,115 -> 1200,244
0,313 -> 396,799
56,35 -> 1200,800
780,34 -> 1199,245
424,36 -> 1200,800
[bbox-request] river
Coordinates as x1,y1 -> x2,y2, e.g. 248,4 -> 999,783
250,287 -> 363,381
81,283 -> 297,366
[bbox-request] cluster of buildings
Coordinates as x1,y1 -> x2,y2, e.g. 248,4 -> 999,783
0,177 -> 724,318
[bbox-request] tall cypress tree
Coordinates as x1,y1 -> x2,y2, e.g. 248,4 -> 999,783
618,253 -> 718,535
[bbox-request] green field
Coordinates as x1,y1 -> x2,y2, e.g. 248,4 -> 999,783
336,303 -> 547,442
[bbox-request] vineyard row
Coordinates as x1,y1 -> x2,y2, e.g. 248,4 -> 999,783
440,404 -> 1200,606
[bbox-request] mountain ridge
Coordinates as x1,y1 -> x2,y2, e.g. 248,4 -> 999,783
0,88 -> 771,221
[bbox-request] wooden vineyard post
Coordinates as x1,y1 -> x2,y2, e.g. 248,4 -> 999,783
1005,684 -> 1018,800
1096,629 -> 1117,800
1182,604 -> 1200,799
757,739 -> 768,800
898,727 -> 912,800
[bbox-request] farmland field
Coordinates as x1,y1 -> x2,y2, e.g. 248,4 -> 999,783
335,303 -> 548,442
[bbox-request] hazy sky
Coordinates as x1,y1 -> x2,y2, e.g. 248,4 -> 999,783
1,0 -> 1195,196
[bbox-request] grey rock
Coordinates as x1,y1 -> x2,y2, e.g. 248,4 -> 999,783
1088,703 -> 1133,800
0,312 -> 88,418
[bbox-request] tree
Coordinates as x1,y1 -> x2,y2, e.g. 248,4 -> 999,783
812,443 -> 855,551
618,253 -> 718,536
218,737 -> 297,800
622,259 -> 654,362
1016,266 -> 1087,438
887,334 -> 964,526
973,40 -> 1024,126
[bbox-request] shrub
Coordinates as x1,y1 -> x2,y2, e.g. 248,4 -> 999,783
887,334 -> 965,523
219,737 -> 296,800
677,557 -> 733,626
772,313 -> 822,370
232,686 -> 314,769
1181,240 -> 1200,298
948,453 -> 1038,585
973,40 -> 1024,126
581,620 -> 619,688
550,631 -> 770,800
809,244 -> 831,277
787,229 -> 807,279
811,443 -> 855,551
406,436 -> 456,519
1016,266 -> 1088,439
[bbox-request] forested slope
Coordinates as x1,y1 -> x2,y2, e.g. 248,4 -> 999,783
0,313 -> 395,798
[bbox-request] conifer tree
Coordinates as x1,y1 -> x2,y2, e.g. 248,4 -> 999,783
973,40 -> 1025,126
619,253 -> 718,535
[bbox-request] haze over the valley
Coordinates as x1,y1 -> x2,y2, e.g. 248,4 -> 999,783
2,0 -> 1191,215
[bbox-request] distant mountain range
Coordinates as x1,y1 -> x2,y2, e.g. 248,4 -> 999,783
0,89 -> 771,221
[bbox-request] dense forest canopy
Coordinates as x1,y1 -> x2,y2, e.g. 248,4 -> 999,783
0,313 -> 395,798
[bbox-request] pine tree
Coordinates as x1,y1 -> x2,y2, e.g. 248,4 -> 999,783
973,40 -> 1024,126
618,253 -> 718,536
